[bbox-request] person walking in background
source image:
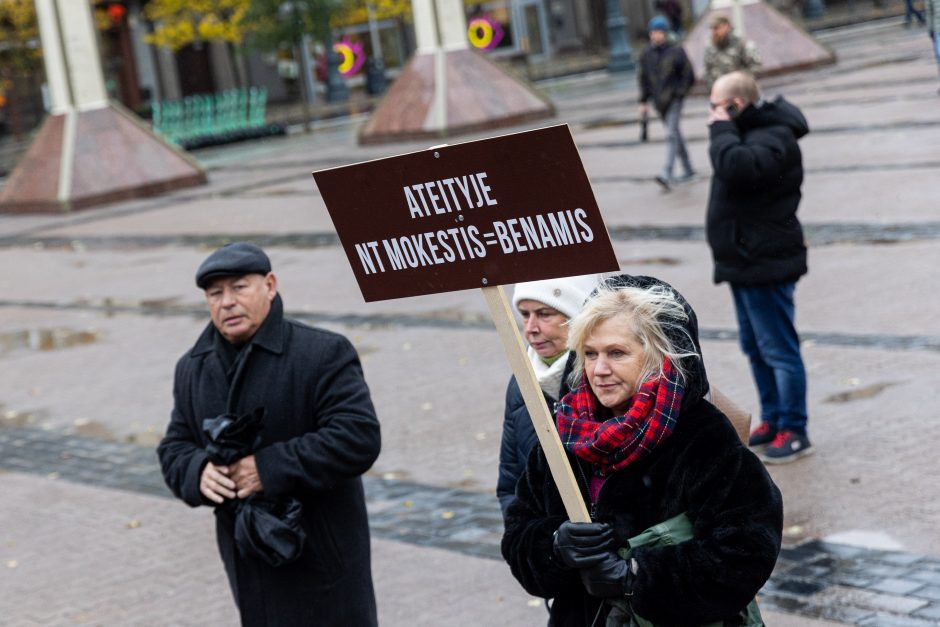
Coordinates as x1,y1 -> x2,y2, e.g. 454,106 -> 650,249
497,274 -> 601,519
905,0 -> 926,27
501,275 -> 782,625
158,242 -> 381,625
927,0 -> 940,92
655,0 -> 684,35
638,16 -> 696,191
703,15 -> 762,91
706,72 -> 812,464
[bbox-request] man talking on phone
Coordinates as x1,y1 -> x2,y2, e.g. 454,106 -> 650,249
705,71 -> 814,464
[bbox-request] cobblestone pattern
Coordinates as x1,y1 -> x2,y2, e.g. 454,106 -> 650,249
763,541 -> 940,625
1,426 -> 939,624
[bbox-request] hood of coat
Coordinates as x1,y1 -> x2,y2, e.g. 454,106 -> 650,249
593,275 -> 710,412
737,96 -> 809,139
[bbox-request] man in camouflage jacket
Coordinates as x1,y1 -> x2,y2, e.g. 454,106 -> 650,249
704,15 -> 761,90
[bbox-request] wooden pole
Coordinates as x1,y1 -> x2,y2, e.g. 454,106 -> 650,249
481,285 -> 591,523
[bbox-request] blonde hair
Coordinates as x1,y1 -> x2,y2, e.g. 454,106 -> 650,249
567,284 -> 700,387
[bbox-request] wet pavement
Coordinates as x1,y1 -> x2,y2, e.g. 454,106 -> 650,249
1,16 -> 939,626
3,426 -> 940,624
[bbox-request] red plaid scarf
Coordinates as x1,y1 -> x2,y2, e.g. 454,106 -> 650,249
556,357 -> 684,476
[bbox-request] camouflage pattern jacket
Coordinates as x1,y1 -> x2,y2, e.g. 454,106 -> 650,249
703,34 -> 761,89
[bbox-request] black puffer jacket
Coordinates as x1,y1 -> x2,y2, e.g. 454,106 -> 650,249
501,276 -> 783,626
706,96 -> 809,285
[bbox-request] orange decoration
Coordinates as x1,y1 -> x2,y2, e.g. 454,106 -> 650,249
107,3 -> 126,24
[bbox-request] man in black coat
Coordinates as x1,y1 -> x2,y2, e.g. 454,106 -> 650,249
158,242 -> 381,625
638,15 -> 696,190
706,71 -> 812,463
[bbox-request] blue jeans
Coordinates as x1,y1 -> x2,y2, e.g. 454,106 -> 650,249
933,33 -> 940,78
661,99 -> 693,180
731,282 -> 808,435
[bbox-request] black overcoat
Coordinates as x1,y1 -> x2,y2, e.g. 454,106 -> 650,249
501,276 -> 783,626
158,295 -> 381,626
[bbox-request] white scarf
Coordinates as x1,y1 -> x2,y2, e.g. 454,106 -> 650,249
528,346 -> 569,402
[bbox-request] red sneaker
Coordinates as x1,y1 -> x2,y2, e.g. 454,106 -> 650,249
762,430 -> 814,464
748,422 -> 777,448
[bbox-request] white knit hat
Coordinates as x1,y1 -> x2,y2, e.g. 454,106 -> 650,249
511,274 -> 604,319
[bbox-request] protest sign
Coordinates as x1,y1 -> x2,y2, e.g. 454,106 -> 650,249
314,125 -> 619,522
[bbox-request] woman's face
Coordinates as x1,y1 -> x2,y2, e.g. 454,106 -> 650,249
583,315 -> 647,415
516,299 -> 569,358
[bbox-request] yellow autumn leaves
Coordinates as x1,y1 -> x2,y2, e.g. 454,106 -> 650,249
143,0 -> 417,50
144,0 -> 250,50
0,0 -> 41,70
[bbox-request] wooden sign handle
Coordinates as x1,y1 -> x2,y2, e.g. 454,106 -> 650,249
482,285 -> 591,523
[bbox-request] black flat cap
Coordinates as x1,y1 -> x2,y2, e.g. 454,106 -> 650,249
196,242 -> 272,289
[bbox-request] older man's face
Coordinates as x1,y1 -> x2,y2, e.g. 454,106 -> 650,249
205,273 -> 277,344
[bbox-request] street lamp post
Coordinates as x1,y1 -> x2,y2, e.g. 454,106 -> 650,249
280,1 -> 349,105
803,0 -> 826,19
324,29 -> 349,103
605,0 -> 634,72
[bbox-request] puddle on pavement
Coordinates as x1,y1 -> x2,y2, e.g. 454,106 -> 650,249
423,308 -> 490,325
823,382 -> 896,404
582,118 -> 628,130
370,469 -> 413,482
0,407 -> 37,428
0,328 -> 102,354
139,296 -> 182,310
72,418 -> 116,440
125,427 -> 162,447
620,256 -> 682,266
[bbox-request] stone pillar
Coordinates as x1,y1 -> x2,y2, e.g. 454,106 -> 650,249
46,0 -> 109,110
0,0 -> 206,213
436,0 -> 470,50
33,0 -> 72,114
358,0 -> 554,144
412,0 -> 440,52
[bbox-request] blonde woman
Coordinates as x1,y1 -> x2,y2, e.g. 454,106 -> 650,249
501,275 -> 781,626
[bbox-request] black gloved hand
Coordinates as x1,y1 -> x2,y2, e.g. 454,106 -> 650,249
552,521 -> 614,569
580,552 -> 635,598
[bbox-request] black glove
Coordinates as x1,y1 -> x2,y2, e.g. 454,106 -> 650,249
580,552 -> 636,598
552,521 -> 614,569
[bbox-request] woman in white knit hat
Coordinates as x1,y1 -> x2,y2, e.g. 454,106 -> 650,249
497,273 -> 603,519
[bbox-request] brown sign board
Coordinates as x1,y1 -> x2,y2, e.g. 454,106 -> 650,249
313,124 -> 619,302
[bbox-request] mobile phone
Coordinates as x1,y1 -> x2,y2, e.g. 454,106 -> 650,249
726,103 -> 739,118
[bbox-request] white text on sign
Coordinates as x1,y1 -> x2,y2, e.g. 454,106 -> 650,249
405,172 -> 498,218
353,172 -> 595,275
